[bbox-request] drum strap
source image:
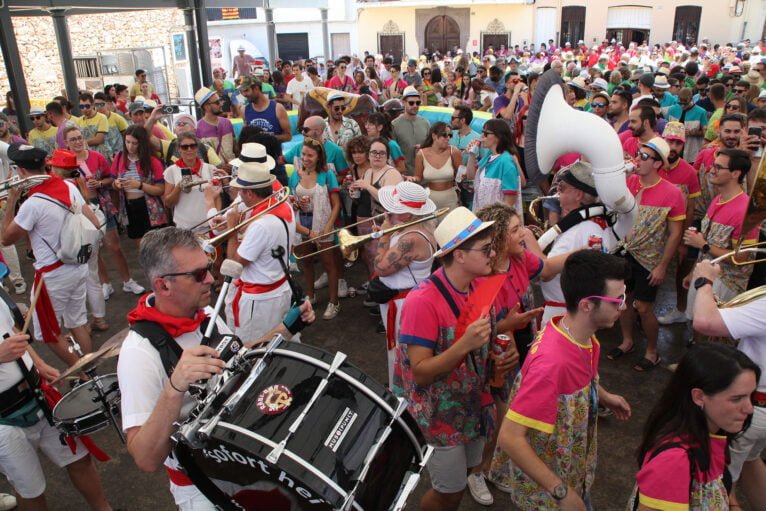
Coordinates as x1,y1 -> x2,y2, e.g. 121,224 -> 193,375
131,318 -> 218,378
173,438 -> 241,511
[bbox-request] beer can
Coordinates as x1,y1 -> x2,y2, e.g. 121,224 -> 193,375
686,226 -> 698,234
490,334 -> 512,388
588,235 -> 603,252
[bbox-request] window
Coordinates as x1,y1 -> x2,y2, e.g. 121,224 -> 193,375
673,6 -> 701,46
560,6 -> 585,47
74,57 -> 99,78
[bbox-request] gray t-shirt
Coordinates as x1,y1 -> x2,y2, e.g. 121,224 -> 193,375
392,114 -> 430,175
404,72 -> 423,88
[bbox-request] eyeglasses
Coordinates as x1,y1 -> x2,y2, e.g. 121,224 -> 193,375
461,242 -> 493,258
79,104 -> 92,110
179,143 -> 198,150
591,103 -> 607,108
711,163 -> 732,172
332,105 -> 344,112
67,135 -> 84,142
482,130 -> 494,136
637,151 -> 657,161
161,262 -> 213,283
369,150 -> 387,158
422,71 -> 431,75
407,100 -> 421,106
94,102 -> 106,107
582,294 -> 627,309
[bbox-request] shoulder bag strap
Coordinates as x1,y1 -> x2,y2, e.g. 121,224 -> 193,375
130,321 -> 184,378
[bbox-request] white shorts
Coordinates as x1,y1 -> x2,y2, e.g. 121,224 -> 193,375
0,419 -> 87,498
729,405 -> 766,480
427,440 -> 485,494
173,484 -> 216,511
33,264 -> 88,337
232,284 -> 291,343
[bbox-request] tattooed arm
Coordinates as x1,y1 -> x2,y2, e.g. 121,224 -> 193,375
373,231 -> 423,277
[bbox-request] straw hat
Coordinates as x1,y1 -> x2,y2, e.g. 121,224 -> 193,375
229,142 -> 276,171
229,144 -> 276,189
194,87 -> 216,107
402,86 -> 420,99
641,137 -> 670,167
433,207 -> 494,258
653,75 -> 670,89
378,182 -> 436,216
744,69 -> 764,88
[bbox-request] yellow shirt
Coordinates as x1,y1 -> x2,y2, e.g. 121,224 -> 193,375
106,112 -> 128,133
27,125 -> 58,155
130,82 -> 154,99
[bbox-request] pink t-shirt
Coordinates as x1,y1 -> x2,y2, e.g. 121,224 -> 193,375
328,75 -> 353,92
506,316 -> 600,433
660,158 -> 701,200
636,435 -> 727,509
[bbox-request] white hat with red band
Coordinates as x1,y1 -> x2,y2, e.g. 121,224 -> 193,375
377,181 -> 436,216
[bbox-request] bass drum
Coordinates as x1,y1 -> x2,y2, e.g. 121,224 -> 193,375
174,341 -> 429,511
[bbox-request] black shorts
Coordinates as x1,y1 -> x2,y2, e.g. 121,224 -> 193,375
125,196 -> 152,239
624,252 -> 659,303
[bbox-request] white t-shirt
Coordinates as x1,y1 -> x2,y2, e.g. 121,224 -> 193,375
285,77 -> 314,107
720,300 -> 766,393
0,303 -> 33,393
15,180 -> 85,270
163,163 -> 216,232
117,302 -> 230,505
238,213 -> 296,291
540,219 -> 614,304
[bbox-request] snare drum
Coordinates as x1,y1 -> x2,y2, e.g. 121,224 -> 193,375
53,374 -> 121,436
174,340 -> 430,511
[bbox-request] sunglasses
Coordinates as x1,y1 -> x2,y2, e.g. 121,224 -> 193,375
582,294 -> 626,309
300,126 -> 312,133
179,143 -> 198,150
591,103 -> 607,108
79,104 -> 92,110
461,242 -> 493,258
175,121 -> 192,127
161,262 -> 213,283
332,105 -> 344,112
369,150 -> 387,158
637,151 -> 657,161
437,131 -> 451,138
407,100 -> 421,106
482,130 -> 494,136
726,104 -> 741,110
30,115 -> 44,120
94,102 -> 106,107
450,116 -> 462,121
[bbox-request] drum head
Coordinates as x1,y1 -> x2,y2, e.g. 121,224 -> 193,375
174,342 -> 426,511
53,374 -> 120,427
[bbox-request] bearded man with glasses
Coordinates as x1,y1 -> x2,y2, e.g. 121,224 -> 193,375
323,92 -> 361,150
392,86 -> 430,176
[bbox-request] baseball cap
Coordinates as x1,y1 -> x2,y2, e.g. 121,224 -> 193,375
238,75 -> 260,92
8,144 -> 48,170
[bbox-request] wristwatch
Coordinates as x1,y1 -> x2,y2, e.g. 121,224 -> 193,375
701,243 -> 711,254
551,483 -> 568,501
694,277 -> 713,290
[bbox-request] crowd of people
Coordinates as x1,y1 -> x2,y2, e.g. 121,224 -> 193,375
0,34 -> 763,511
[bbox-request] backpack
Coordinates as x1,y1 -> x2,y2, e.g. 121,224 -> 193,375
36,196 -> 105,265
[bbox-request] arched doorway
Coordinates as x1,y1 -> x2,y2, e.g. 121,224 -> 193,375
425,15 -> 460,54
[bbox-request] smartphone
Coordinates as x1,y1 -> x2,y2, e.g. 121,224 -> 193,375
161,105 -> 180,115
749,126 -> 763,156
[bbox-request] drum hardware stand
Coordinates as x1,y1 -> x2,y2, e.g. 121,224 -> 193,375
340,397 -> 409,511
220,334 -> 285,416
392,445 -> 434,511
266,351 -> 347,464
66,337 -> 125,443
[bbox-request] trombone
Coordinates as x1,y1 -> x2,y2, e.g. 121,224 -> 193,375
201,187 -> 290,253
188,186 -> 284,231
294,208 -> 449,262
0,175 -> 51,201
182,175 -> 233,193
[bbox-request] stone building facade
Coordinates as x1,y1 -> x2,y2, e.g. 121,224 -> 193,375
0,9 -> 185,103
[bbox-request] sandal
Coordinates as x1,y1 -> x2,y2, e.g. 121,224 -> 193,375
607,345 -> 635,360
634,356 -> 662,372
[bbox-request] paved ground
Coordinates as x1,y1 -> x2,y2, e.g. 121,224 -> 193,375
0,235 -> 700,510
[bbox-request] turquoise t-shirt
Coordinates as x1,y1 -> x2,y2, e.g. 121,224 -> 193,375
667,104 -> 709,128
288,167 -> 340,192
473,151 -> 520,211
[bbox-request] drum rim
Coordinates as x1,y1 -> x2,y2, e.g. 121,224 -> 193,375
246,347 -> 427,460
52,374 -> 120,424
217,421 -> 364,511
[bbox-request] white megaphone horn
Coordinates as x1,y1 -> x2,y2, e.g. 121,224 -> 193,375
525,70 -> 636,244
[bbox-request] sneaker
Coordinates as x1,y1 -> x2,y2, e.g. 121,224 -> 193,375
102,283 -> 114,301
597,404 -> 613,418
376,320 -> 386,334
338,279 -> 349,298
122,279 -> 145,295
490,477 -> 513,494
91,317 -> 109,332
314,273 -> 328,289
322,302 -> 340,320
0,492 -> 17,511
657,308 -> 687,325
13,280 -> 26,295
467,472 -> 494,506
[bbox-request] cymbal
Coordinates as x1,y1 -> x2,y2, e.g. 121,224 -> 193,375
51,344 -> 120,384
101,327 -> 129,354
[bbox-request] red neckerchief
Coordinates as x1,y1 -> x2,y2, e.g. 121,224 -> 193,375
186,158 -> 203,177
247,182 -> 293,223
27,174 -> 71,207
127,294 -> 207,337
591,216 -> 608,230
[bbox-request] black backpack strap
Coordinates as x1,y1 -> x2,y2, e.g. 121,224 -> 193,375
130,321 -> 184,378
428,273 -> 461,319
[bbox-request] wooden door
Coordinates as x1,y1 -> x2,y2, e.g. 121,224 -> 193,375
425,15 -> 461,54
379,34 -> 404,63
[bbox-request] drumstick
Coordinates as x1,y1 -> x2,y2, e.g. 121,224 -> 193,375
21,280 -> 44,336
